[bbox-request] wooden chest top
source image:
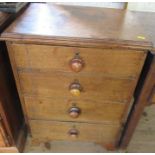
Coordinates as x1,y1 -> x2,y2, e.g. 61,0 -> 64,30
1,3 -> 155,50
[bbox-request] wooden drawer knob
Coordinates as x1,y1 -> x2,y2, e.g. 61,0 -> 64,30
69,53 -> 84,72
68,128 -> 79,138
69,107 -> 81,118
69,81 -> 82,96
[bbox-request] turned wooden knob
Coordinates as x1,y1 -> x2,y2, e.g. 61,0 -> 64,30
69,54 -> 84,72
68,128 -> 79,138
69,81 -> 82,96
69,107 -> 81,118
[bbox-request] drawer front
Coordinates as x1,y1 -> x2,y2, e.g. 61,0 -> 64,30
24,96 -> 126,123
19,72 -> 136,103
11,43 -> 146,78
30,120 -> 121,144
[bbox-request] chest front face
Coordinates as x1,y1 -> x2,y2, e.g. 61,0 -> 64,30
2,3 -> 153,150
6,41 -> 147,148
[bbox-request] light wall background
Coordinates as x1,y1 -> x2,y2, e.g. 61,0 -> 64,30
127,3 -> 155,12
54,2 -> 155,12
54,2 -> 126,9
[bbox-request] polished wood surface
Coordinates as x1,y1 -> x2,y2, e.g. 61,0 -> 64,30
2,3 -> 155,50
30,120 -> 121,145
10,43 -> 146,78
24,96 -> 126,123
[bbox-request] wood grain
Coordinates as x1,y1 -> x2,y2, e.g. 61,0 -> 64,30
30,120 -> 121,145
24,96 -> 126,123
19,71 -> 136,103
10,43 -> 146,79
2,3 -> 155,50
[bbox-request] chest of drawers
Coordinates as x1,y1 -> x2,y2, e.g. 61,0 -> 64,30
1,3 -> 155,150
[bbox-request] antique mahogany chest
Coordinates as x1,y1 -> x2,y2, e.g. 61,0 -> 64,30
1,3 -> 155,150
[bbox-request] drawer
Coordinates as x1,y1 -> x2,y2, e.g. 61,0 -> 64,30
30,120 -> 121,145
19,72 -> 136,103
24,96 -> 127,123
11,43 -> 146,78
